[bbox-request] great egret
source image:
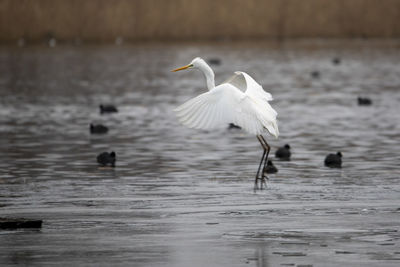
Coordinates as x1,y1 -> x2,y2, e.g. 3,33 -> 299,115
172,57 -> 279,189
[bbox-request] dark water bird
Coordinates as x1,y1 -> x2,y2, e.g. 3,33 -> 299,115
310,71 -> 320,79
263,160 -> 278,174
207,58 -> 221,66
228,123 -> 241,130
90,124 -> 108,134
97,151 -> 116,167
332,57 -> 341,65
100,104 -> 118,114
357,97 -> 372,106
172,57 -> 279,190
324,152 -> 342,168
275,144 -> 291,160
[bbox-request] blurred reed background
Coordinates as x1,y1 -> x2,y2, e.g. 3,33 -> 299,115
0,0 -> 399,43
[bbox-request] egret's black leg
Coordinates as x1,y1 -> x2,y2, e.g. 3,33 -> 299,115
255,148 -> 266,189
255,135 -> 271,189
255,135 -> 268,190
260,135 -> 271,181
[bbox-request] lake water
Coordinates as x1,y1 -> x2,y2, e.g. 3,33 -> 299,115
0,40 -> 399,266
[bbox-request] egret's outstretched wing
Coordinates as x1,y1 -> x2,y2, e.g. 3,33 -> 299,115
174,83 -> 279,137
223,71 -> 278,136
224,71 -> 273,102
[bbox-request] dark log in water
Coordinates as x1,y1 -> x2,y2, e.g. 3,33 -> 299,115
0,218 -> 42,229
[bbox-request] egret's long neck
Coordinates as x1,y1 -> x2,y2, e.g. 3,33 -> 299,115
199,63 -> 215,90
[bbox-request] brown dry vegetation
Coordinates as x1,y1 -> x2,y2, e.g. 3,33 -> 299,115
0,0 -> 399,42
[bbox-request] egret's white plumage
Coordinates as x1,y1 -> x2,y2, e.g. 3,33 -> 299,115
172,57 -> 279,189
173,57 -> 279,137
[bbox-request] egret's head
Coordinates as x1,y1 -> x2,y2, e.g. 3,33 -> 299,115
172,57 -> 207,72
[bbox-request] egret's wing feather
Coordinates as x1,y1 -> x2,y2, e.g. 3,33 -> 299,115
224,71 -> 273,102
224,71 -> 278,137
175,87 -> 234,130
223,72 -> 247,92
174,84 -> 278,137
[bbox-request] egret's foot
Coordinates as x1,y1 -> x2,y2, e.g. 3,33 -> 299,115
254,179 -> 259,191
254,177 -> 267,191
254,177 -> 260,191
262,172 -> 269,181
261,176 -> 268,189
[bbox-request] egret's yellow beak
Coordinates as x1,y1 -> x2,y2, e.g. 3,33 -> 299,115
172,64 -> 192,72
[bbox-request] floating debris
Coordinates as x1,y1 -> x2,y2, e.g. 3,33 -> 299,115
0,218 -> 42,229
280,242 -> 310,245
335,251 -> 356,254
272,252 -> 307,257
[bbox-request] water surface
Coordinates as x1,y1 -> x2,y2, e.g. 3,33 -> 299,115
0,41 -> 399,266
